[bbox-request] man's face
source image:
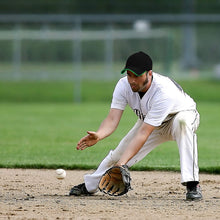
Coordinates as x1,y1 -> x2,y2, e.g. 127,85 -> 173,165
127,70 -> 149,92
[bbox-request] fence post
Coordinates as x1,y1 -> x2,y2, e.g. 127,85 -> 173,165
73,18 -> 82,103
13,24 -> 21,80
105,24 -> 114,79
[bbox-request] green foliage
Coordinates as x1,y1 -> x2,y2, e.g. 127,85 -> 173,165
0,102 -> 219,173
0,0 -> 220,14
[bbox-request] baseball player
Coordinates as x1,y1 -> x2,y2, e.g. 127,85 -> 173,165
69,51 -> 202,200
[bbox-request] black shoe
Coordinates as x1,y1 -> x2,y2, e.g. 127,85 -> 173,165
69,183 -> 92,196
186,182 -> 203,201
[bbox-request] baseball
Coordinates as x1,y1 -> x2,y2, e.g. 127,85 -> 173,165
55,169 -> 66,179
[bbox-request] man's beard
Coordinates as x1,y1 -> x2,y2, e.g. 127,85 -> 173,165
130,77 -> 149,92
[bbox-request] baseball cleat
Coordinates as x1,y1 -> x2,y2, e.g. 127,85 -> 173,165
69,183 -> 92,196
186,183 -> 203,201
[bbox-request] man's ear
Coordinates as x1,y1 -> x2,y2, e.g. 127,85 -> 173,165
148,70 -> 152,75
147,70 -> 153,78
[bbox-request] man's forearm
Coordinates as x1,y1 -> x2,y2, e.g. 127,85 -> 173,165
96,117 -> 118,140
117,122 -> 155,165
117,132 -> 147,165
96,108 -> 123,141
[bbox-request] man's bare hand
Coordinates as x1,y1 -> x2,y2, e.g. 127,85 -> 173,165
76,131 -> 99,150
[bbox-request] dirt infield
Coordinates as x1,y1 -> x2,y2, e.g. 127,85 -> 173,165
0,169 -> 219,220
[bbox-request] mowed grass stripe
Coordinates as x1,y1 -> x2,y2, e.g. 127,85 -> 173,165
0,102 -> 219,173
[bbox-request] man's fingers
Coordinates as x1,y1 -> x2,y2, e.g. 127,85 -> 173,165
76,131 -> 98,150
76,141 -> 88,150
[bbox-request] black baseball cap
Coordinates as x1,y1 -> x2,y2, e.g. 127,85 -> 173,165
121,51 -> 153,76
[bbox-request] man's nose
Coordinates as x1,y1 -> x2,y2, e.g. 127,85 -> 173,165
131,77 -> 136,83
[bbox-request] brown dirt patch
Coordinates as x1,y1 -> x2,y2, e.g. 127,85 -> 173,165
0,169 -> 220,219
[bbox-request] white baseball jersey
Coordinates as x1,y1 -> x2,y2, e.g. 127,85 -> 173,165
111,72 -> 196,127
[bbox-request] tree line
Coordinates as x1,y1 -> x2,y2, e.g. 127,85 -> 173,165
0,0 -> 220,14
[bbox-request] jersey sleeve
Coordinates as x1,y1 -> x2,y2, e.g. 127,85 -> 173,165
111,79 -> 128,110
144,91 -> 175,126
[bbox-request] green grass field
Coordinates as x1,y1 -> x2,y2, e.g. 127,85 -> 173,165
0,101 -> 219,173
0,79 -> 220,173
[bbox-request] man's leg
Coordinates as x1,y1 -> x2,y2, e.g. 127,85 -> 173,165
171,110 -> 202,200
71,118 -> 170,195
84,120 -> 171,193
171,110 -> 200,184
84,119 -> 143,193
69,119 -> 143,195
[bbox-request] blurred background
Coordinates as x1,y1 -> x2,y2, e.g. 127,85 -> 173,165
0,0 -> 220,102
0,1 -> 220,171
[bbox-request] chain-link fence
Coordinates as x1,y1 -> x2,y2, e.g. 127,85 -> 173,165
0,15 -> 220,89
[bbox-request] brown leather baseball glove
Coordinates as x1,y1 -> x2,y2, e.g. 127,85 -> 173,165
98,165 -> 132,196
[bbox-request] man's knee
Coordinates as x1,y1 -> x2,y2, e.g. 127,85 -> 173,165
173,114 -> 187,131
172,112 -> 192,138
173,111 -> 199,134
110,150 -> 121,164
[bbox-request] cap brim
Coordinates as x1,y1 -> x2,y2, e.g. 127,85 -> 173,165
121,68 -> 146,76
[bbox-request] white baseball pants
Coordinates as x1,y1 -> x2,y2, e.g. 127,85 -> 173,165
84,110 -> 200,193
